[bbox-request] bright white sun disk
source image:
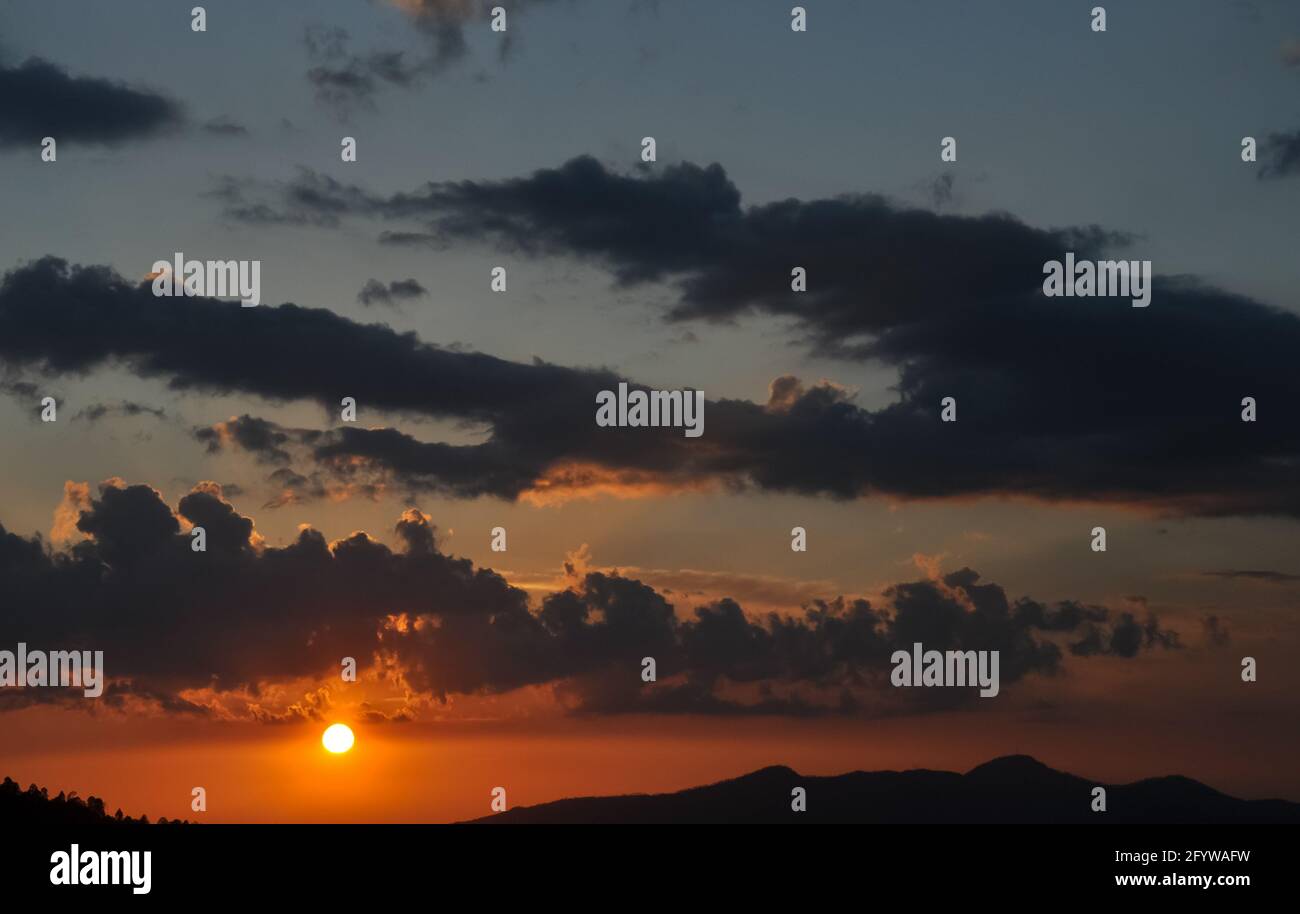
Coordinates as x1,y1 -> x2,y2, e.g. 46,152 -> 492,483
322,723 -> 354,754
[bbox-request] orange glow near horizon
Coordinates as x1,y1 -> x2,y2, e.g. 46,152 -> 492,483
4,704 -> 1298,824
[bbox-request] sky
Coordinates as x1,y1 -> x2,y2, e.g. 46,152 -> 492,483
0,0 -> 1298,822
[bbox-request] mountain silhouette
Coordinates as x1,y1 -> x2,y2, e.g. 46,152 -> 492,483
466,755 -> 1300,824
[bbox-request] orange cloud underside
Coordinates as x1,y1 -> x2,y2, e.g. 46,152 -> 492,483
520,462 -> 717,506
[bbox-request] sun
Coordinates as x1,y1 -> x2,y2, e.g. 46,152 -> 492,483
322,723 -> 355,754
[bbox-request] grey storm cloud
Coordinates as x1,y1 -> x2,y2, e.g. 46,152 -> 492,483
0,481 -> 1177,717
203,155 -> 1300,516
0,58 -> 183,148
3,253 -> 1300,517
214,155 -> 1127,343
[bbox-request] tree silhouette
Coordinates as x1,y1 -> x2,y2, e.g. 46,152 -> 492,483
1,776 -> 187,825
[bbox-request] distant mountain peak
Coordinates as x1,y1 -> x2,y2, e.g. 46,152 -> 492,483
732,765 -> 799,781
466,754 -> 1300,824
965,754 -> 1058,778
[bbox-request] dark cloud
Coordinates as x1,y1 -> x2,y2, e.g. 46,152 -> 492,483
200,156 -> 1300,517
0,256 -> 610,422
260,464 -> 385,510
213,170 -> 384,226
378,230 -> 444,247
0,377 -> 41,400
72,401 -> 165,423
1259,129 -> 1300,180
177,484 -> 256,555
3,255 -> 1299,517
1068,610 -> 1180,658
220,156 -> 1126,340
927,171 -> 956,209
0,482 -> 1178,717
357,277 -> 428,306
73,481 -> 180,568
0,58 -> 182,148
195,415 -> 305,465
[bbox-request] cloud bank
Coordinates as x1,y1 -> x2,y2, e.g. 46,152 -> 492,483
0,481 -> 1177,719
0,58 -> 182,147
3,252 -> 1298,517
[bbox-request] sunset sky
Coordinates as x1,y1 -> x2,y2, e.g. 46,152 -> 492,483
1,0 -> 1298,823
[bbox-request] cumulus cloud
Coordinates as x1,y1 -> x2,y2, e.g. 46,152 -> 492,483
0,482 -> 1179,718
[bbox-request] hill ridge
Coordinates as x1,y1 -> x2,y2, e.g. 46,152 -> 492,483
466,755 -> 1300,824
